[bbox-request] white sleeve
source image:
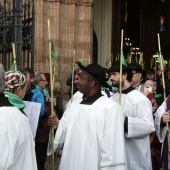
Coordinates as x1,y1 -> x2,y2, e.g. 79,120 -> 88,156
154,101 -> 167,142
126,99 -> 155,138
47,112 -> 67,156
0,126 -> 13,169
100,104 -> 126,170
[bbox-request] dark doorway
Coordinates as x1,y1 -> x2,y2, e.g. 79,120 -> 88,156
93,30 -> 98,63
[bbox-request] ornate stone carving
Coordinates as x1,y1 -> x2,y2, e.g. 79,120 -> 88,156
84,0 -> 93,7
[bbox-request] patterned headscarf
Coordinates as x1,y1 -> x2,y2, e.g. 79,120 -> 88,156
5,71 -> 26,90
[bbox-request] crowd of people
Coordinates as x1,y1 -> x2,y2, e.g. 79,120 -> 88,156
0,60 -> 170,170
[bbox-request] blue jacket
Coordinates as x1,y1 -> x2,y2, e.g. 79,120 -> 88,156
31,88 -> 45,117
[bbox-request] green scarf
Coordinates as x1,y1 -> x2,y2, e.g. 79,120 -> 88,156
4,91 -> 26,109
36,85 -> 43,93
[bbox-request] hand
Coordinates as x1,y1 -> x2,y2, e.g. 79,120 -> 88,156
48,114 -> 59,128
162,111 -> 170,123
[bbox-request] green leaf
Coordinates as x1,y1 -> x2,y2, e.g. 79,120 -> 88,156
120,50 -> 127,66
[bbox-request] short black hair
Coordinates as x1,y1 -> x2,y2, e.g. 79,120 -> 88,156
19,67 -> 35,78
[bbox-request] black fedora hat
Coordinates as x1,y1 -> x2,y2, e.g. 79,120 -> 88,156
107,60 -> 130,73
128,62 -> 146,78
77,63 -> 109,88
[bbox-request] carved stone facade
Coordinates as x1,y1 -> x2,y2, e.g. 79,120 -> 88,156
34,0 -> 94,96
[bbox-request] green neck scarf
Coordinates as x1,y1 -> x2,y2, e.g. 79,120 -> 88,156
4,91 -> 25,109
36,85 -> 43,92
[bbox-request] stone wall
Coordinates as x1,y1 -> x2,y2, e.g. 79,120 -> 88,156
34,0 -> 94,97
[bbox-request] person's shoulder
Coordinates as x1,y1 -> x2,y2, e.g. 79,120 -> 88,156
32,87 -> 42,95
0,106 -> 27,122
128,89 -> 144,96
128,89 -> 151,102
30,84 -> 36,90
99,95 -> 121,108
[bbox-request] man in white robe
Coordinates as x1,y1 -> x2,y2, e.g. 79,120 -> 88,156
108,63 -> 155,170
66,90 -> 113,109
48,63 -> 126,170
154,97 -> 170,143
0,64 -> 37,170
154,96 -> 170,170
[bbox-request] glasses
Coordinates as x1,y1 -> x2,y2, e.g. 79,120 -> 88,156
41,79 -> 47,82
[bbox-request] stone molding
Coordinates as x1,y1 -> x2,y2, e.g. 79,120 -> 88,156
84,0 -> 93,7
49,0 -> 64,2
46,0 -> 94,6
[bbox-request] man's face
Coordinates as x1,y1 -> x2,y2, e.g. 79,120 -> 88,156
38,74 -> 48,89
131,70 -> 142,84
147,73 -> 154,80
26,73 -> 34,90
77,70 -> 92,95
75,63 -> 81,72
110,72 -> 121,87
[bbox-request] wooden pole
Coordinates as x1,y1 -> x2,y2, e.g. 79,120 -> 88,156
12,43 -> 17,71
158,33 -> 169,170
71,50 -> 75,103
158,34 -> 167,113
48,19 -> 55,170
83,51 -> 84,64
119,29 -> 124,106
89,54 -> 91,64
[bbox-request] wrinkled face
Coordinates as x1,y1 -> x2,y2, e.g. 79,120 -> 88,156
38,74 -> 48,89
110,72 -> 121,87
131,70 -> 142,84
77,70 -> 93,95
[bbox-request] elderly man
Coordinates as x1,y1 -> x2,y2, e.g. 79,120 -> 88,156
31,71 -> 51,170
0,65 -> 37,169
128,62 -> 147,92
48,63 -> 126,170
108,62 -> 155,170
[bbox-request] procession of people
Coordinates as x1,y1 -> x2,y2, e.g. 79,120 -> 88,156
1,49 -> 170,170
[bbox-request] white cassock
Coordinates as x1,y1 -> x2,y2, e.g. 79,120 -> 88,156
66,91 -> 112,109
136,84 -> 148,93
0,107 -> 37,170
154,100 -> 167,142
48,95 -> 126,170
110,89 -> 155,170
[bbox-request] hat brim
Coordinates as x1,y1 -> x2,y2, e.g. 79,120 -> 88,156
131,68 -> 146,78
77,63 -> 110,89
107,65 -> 130,73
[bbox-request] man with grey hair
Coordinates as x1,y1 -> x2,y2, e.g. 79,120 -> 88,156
0,63 -> 37,169
31,71 -> 50,170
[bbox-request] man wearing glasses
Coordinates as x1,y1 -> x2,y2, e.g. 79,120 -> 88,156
32,72 -> 49,170
128,63 -> 147,92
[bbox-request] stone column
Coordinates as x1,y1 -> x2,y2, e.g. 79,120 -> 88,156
34,0 -> 94,98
